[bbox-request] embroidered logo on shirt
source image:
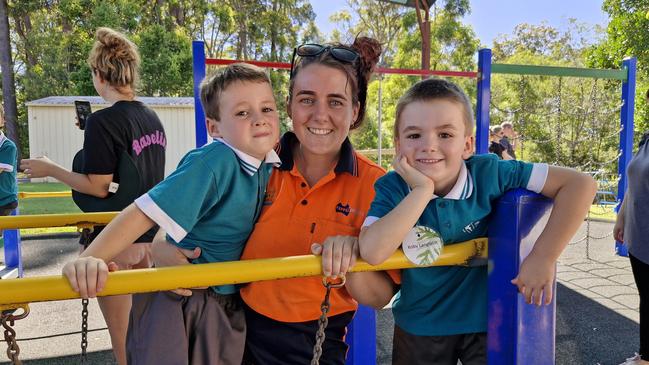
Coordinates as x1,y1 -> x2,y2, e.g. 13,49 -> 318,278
263,188 -> 276,206
335,203 -> 351,216
463,221 -> 480,234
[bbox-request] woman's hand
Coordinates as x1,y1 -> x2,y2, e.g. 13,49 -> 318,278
311,235 -> 358,278
151,230 -> 202,296
20,156 -> 57,178
62,257 -> 118,298
392,154 -> 434,191
613,212 -> 624,242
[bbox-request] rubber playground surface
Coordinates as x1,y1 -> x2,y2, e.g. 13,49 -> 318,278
0,219 -> 640,365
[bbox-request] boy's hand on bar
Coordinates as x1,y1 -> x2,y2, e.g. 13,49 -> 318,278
511,254 -> 555,306
62,257 -> 114,298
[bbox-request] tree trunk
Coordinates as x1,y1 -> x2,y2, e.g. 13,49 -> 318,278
0,0 -> 22,159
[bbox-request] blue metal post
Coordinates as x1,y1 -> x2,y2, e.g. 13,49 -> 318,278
488,189 -> 555,365
615,57 -> 636,257
475,49 -> 492,154
3,208 -> 22,277
345,304 -> 376,365
192,40 -> 208,148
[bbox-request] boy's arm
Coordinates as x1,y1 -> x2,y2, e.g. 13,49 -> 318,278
345,271 -> 398,309
359,156 -> 434,265
512,166 -> 597,305
62,203 -> 155,298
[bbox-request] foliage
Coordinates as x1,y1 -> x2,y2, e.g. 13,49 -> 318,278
490,21 -> 621,175
339,1 -> 479,155
586,0 -> 649,143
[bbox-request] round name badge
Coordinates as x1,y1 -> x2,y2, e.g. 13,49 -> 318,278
402,226 -> 444,266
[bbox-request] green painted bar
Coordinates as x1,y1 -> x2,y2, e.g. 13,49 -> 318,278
492,63 -> 627,81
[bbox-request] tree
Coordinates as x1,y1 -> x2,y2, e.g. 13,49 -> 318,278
587,0 -> 649,141
330,1 -> 479,158
0,0 -> 21,157
491,21 -> 620,173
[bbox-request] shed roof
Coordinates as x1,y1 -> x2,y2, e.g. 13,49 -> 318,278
26,96 -> 194,107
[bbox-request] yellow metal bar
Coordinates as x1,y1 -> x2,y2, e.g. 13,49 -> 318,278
0,212 -> 118,230
17,191 -> 72,199
0,238 -> 487,307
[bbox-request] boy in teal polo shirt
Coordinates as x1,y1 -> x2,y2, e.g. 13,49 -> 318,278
359,78 -> 597,364
0,104 -> 17,219
62,63 -> 280,364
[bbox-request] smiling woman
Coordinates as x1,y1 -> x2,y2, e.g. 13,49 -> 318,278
151,36 -> 400,365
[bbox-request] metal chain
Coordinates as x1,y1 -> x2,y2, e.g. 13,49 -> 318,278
80,299 -> 89,364
311,284 -> 331,365
2,313 -> 21,365
1,306 -> 29,365
311,276 -> 346,365
77,227 -> 93,365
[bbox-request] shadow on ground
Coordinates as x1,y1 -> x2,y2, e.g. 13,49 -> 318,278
556,283 -> 638,365
1,350 -> 114,365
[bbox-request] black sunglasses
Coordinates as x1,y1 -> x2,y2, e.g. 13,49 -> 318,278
289,44 -> 359,78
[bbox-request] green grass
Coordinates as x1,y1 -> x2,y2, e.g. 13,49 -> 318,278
17,182 -> 81,235
588,204 -> 616,221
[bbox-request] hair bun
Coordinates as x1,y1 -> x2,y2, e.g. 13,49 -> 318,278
95,27 -> 137,62
352,37 -> 382,82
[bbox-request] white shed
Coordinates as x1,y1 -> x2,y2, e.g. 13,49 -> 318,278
26,96 -> 197,180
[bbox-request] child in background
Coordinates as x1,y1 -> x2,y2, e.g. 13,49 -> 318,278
359,78 -> 596,365
62,62 -> 281,364
0,104 -> 17,220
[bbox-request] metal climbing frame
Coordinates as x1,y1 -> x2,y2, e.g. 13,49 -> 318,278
475,49 -> 636,257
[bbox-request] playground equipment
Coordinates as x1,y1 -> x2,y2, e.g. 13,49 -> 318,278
475,50 -> 636,258
0,44 -> 634,364
194,43 -> 635,364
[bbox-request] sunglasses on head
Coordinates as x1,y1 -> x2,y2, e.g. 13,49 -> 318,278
289,43 -> 359,78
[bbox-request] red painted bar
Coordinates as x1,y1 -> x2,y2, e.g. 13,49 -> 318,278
205,58 -> 478,78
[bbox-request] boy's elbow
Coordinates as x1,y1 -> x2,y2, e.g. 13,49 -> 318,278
361,248 -> 387,266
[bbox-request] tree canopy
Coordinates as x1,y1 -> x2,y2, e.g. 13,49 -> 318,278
0,0 -> 644,178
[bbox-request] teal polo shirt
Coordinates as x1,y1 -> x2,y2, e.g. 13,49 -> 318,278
0,133 -> 17,207
365,154 -> 548,336
135,138 -> 280,294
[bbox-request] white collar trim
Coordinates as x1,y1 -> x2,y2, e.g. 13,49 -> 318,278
215,138 -> 281,176
431,162 -> 473,200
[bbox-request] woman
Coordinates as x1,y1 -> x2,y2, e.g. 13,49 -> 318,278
153,37 -> 397,365
20,27 -> 166,365
613,89 -> 649,365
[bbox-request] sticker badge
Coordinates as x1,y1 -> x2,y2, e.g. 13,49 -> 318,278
402,226 -> 443,266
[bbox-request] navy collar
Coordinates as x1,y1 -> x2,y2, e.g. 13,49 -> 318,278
275,132 -> 358,176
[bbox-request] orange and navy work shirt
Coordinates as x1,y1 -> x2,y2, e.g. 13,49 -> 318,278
240,132 -> 386,323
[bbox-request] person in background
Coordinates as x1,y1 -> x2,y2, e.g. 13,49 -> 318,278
613,89 -> 649,365
500,121 -> 518,159
488,125 -> 512,160
20,27 -> 166,365
0,103 -> 18,224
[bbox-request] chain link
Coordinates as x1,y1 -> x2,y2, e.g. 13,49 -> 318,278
80,298 -> 89,364
75,228 -> 94,365
1,306 -> 29,365
311,284 -> 331,365
311,276 -> 346,365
